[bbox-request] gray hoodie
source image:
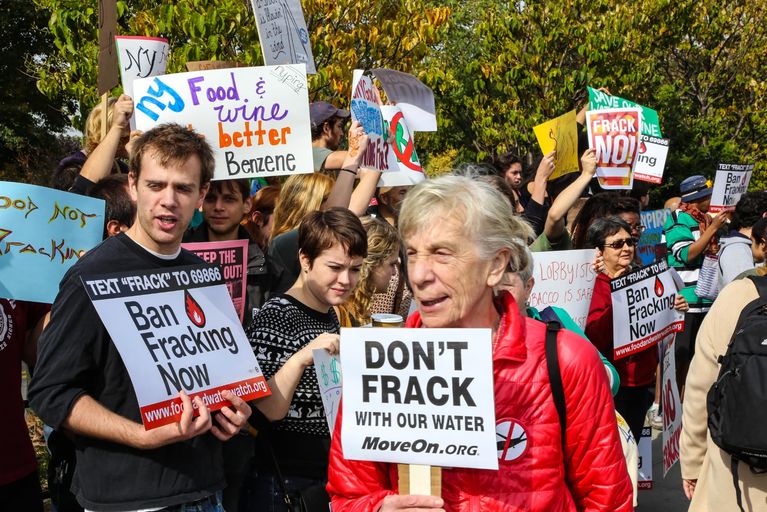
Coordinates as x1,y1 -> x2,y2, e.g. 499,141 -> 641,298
717,231 -> 753,290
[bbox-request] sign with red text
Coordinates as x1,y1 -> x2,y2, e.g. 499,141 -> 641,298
661,335 -> 682,476
133,65 -> 312,181
82,264 -> 270,429
350,70 -> 398,172
377,105 -> 426,187
709,163 -> 754,213
610,260 -> 684,360
182,240 -> 248,322
115,36 -> 170,130
586,108 -> 642,190
251,0 -> 316,74
0,182 -> 104,303
530,249 -> 597,330
633,135 -> 670,184
341,327 -> 497,469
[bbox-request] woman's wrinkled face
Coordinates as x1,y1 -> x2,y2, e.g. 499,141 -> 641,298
405,217 -> 503,328
601,228 -> 635,274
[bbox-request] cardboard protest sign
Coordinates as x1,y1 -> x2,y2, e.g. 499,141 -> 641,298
350,70 -> 397,172
586,108 -> 642,190
588,87 -> 662,138
633,135 -> 669,184
313,349 -> 342,436
377,105 -> 426,187
709,163 -> 754,213
341,327 -> 497,469
181,240 -> 248,322
637,426 -> 653,490
661,335 -> 682,476
0,182 -> 104,303
637,209 -> 670,266
115,36 -> 170,129
133,64 -> 312,181
530,249 -> 597,330
532,110 -> 580,180
371,68 -> 437,132
610,260 -> 684,360
98,0 -> 118,95
82,264 -> 270,429
251,0 -> 316,74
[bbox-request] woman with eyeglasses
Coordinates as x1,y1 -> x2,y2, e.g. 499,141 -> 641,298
584,216 -> 688,442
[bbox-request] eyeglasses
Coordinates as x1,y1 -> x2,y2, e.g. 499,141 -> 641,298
603,238 -> 638,250
630,224 -> 646,234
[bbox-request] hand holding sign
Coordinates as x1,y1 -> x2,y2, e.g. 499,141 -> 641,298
379,494 -> 445,511
112,94 -> 134,135
210,389 -> 253,440
140,390 -> 213,449
295,333 -> 339,367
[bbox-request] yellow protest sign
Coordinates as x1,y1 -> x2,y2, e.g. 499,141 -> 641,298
533,110 -> 579,180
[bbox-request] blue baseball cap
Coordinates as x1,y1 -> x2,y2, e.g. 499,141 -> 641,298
680,175 -> 712,203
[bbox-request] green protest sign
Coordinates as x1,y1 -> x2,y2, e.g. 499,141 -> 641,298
588,87 -> 662,138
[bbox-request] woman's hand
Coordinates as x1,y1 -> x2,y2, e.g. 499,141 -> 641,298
674,295 -> 689,313
592,250 -> 606,274
293,333 -> 339,368
683,478 -> 697,500
580,148 -> 597,177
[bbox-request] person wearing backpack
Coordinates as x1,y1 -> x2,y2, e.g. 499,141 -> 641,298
680,276 -> 767,511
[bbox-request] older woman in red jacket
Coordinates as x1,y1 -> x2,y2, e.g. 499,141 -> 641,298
327,176 -> 633,512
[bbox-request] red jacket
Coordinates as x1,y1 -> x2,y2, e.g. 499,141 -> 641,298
327,293 -> 632,512
585,273 -> 658,387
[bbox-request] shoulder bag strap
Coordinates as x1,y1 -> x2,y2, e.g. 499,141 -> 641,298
545,320 -> 566,450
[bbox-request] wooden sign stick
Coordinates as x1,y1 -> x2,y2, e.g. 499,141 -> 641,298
398,464 -> 441,497
100,92 -> 109,140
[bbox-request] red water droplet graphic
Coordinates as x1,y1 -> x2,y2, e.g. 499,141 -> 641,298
185,290 -> 206,328
639,142 -> 647,153
654,276 -> 665,297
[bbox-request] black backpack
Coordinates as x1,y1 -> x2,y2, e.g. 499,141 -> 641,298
706,275 -> 767,511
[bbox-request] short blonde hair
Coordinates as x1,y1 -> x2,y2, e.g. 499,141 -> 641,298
84,97 -> 117,154
399,174 -> 534,267
270,173 -> 335,240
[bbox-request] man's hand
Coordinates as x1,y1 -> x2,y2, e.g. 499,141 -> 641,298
112,94 -> 134,135
346,121 -> 369,162
140,390 -> 212,449
580,148 -> 597,177
682,478 -> 697,500
536,150 -> 557,181
379,494 -> 445,512
125,130 -> 143,159
211,389 -> 252,441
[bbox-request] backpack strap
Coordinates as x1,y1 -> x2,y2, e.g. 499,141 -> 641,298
747,274 -> 767,298
545,320 -> 566,450
731,457 -> 745,512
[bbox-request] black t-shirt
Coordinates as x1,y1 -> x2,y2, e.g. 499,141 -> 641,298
268,230 -> 300,294
28,233 -> 225,511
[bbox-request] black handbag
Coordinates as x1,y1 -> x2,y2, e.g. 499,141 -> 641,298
268,444 -> 330,512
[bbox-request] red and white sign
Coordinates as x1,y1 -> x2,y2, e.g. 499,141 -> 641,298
182,240 -> 248,321
709,163 -> 754,213
586,108 -> 642,190
82,264 -> 270,429
661,335 -> 682,476
633,135 -> 670,184
350,70 -> 398,172
377,105 -> 426,187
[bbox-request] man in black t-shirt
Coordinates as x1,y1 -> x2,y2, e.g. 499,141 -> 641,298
29,124 -> 252,511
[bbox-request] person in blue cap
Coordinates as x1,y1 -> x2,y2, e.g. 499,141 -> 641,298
663,175 -> 731,394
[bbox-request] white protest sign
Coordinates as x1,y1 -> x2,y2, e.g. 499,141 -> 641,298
633,135 -> 669,184
82,264 -> 270,429
378,105 -> 426,187
251,0 -> 316,74
638,426 -> 653,490
610,260 -> 684,360
530,249 -> 597,330
133,64 -> 312,181
115,36 -> 170,130
341,327 -> 497,469
661,335 -> 682,476
371,68 -> 437,132
709,163 -> 754,213
313,348 -> 342,436
350,70 -> 397,172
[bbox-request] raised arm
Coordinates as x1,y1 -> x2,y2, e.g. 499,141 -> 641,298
324,122 -> 369,211
543,149 -> 597,240
79,94 -> 133,183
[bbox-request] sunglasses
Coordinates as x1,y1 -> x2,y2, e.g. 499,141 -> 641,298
603,238 -> 638,250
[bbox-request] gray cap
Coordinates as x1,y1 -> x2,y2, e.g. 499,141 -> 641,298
310,101 -> 350,127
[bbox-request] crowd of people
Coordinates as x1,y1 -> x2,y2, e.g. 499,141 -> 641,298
3,86 -> 767,512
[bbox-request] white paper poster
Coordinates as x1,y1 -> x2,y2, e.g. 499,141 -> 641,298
633,135 -> 670,184
313,349 -> 342,436
709,163 -> 754,213
251,0 -> 316,74
610,260 -> 684,360
350,71 -> 397,172
661,335 -> 682,476
341,327 -> 497,469
530,249 -> 598,330
82,264 -> 270,429
638,426 -> 653,490
115,35 -> 170,130
377,105 -> 426,187
371,68 -> 437,132
133,64 -> 312,181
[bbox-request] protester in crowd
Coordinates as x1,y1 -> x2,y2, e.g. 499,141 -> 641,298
585,216 -> 688,442
310,101 -> 351,171
245,208 -> 367,511
495,152 -> 525,212
571,192 -> 620,249
337,216 -> 400,326
327,175 -> 633,511
629,181 -> 651,209
663,175 -> 730,393
376,186 -> 409,227
680,277 -> 767,509
735,217 -> 767,281
716,191 -> 767,289
245,185 -> 281,251
88,174 -> 136,239
29,124 -> 252,511
0,299 -> 47,512
665,196 -> 682,212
